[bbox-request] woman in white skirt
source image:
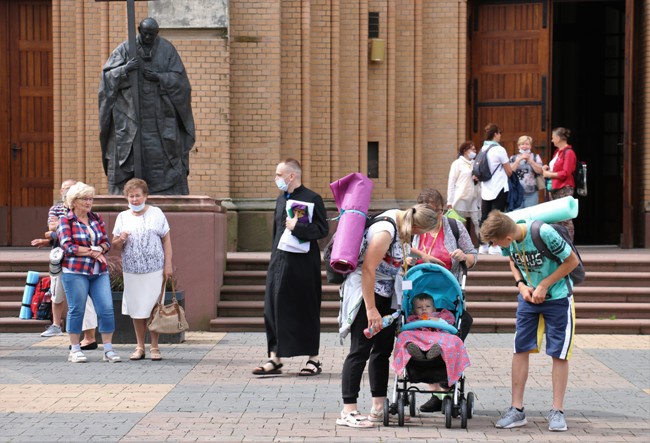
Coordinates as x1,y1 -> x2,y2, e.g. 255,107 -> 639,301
112,178 -> 173,361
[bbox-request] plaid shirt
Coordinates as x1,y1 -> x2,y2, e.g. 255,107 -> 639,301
57,210 -> 111,275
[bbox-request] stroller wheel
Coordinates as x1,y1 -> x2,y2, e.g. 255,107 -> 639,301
397,395 -> 405,427
409,391 -> 417,417
443,396 -> 453,429
460,398 -> 468,429
466,392 -> 475,419
383,398 -> 390,427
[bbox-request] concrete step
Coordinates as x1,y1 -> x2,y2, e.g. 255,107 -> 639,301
0,271 -> 49,287
0,317 -> 50,333
0,301 -> 22,317
216,300 -> 650,320
209,316 -> 650,334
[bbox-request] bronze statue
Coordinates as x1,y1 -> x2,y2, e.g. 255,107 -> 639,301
99,17 -> 195,195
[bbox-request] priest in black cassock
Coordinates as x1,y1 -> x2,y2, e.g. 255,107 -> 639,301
253,158 -> 329,376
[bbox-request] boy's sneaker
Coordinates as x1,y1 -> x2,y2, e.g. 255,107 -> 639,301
488,245 -> 502,255
103,350 -> 122,363
41,324 -> 63,337
68,350 -> 87,363
495,406 -> 527,429
547,409 -> 567,431
478,244 -> 489,254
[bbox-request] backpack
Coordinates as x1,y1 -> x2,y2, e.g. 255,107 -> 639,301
530,220 -> 585,288
472,142 -> 501,182
30,276 -> 52,320
324,215 -> 397,284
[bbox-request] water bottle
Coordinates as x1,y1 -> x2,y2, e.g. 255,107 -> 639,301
363,314 -> 396,338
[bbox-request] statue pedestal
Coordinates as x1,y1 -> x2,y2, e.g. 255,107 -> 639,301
94,195 -> 227,331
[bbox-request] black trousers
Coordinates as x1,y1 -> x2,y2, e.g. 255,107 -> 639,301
341,293 -> 397,404
479,189 -> 509,243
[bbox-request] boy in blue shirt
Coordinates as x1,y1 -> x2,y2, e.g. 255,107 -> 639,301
480,210 -> 579,432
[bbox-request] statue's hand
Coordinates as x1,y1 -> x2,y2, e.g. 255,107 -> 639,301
124,58 -> 140,73
143,68 -> 160,82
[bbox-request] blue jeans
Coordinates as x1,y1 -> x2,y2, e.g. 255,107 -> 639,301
517,192 -> 539,209
61,272 -> 114,334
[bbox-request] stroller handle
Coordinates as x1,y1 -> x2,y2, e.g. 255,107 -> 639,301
400,319 -> 458,335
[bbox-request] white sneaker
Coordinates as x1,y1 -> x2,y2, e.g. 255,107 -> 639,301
68,350 -> 87,363
103,350 -> 122,363
488,245 -> 502,255
478,244 -> 489,254
41,324 -> 63,337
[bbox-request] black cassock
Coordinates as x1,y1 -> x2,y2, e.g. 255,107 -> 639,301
264,185 -> 328,358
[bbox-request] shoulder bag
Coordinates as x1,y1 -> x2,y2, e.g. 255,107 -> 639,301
147,277 -> 189,334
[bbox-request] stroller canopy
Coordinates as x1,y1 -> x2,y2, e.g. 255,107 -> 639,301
403,263 -> 465,320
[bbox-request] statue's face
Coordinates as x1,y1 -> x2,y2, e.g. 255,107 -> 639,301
139,25 -> 158,47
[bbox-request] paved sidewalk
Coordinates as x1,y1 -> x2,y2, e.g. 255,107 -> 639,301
0,332 -> 648,442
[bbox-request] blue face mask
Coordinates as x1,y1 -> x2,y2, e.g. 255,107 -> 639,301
468,151 -> 477,160
129,202 -> 146,212
275,177 -> 289,192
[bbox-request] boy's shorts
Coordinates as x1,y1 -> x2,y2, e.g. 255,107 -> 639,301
513,294 -> 575,360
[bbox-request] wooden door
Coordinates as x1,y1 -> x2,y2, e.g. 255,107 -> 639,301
0,0 -> 53,245
470,0 -> 550,159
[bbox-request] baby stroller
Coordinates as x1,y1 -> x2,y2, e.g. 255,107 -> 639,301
384,263 -> 475,428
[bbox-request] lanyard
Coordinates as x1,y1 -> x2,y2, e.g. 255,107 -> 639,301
513,226 -> 532,284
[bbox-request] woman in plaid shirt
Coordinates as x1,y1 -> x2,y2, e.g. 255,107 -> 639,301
57,182 -> 120,363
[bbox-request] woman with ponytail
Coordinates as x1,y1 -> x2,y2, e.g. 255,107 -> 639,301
337,204 -> 438,427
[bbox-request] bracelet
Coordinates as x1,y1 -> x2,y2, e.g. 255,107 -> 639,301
515,279 -> 527,287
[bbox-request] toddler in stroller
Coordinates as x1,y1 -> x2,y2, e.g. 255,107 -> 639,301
384,263 -> 474,428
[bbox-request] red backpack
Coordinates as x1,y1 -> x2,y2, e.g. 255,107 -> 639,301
30,276 -> 52,320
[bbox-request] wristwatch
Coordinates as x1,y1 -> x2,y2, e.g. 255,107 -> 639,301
515,278 -> 527,287
90,245 -> 102,253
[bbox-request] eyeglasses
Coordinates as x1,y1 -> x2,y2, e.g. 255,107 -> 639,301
78,197 -> 94,202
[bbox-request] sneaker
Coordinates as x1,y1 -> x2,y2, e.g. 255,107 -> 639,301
488,245 -> 502,255
68,350 -> 87,363
547,409 -> 567,431
41,324 -> 63,337
419,395 -> 442,413
103,350 -> 122,363
495,406 -> 527,429
478,243 -> 489,254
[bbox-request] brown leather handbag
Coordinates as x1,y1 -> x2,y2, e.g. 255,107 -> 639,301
147,277 -> 189,334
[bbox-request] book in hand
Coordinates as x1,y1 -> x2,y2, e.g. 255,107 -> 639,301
277,200 -> 315,253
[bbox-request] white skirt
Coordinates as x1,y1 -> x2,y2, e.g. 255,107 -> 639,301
122,270 -> 164,319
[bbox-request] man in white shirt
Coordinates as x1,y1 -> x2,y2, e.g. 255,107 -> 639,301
478,124 -> 513,254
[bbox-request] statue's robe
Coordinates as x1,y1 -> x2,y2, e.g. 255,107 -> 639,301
99,35 -> 195,195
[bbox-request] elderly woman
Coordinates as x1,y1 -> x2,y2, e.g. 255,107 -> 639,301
337,204 -> 439,427
57,182 -> 119,363
111,178 -> 173,361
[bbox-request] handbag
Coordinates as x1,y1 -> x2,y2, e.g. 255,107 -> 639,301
535,173 -> 545,191
147,277 -> 189,334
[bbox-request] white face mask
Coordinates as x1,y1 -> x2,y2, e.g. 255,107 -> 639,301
468,151 -> 477,160
519,148 -> 531,154
129,202 -> 146,212
275,177 -> 289,192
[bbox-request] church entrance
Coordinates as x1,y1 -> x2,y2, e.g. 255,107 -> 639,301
470,0 -> 631,245
0,0 -> 53,245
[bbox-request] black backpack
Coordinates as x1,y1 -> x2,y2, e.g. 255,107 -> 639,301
530,220 -> 585,289
472,142 -> 501,182
324,215 -> 397,284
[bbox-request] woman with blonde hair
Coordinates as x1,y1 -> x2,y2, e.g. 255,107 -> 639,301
337,204 -> 439,427
112,178 -> 173,361
57,182 -> 119,363
510,135 -> 544,209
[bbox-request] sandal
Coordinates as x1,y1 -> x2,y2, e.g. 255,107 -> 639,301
150,347 -> 162,361
129,347 -> 145,360
252,359 -> 283,375
368,407 -> 411,423
298,360 -> 322,377
336,410 -> 374,428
